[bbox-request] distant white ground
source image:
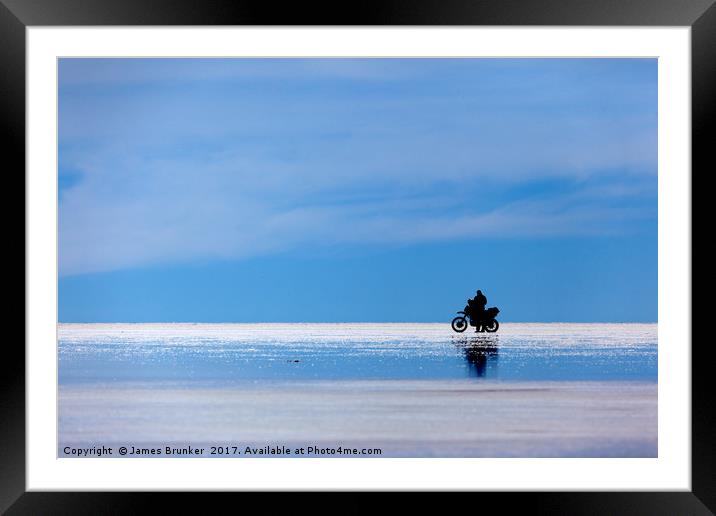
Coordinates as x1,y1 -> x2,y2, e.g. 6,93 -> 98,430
59,379 -> 656,457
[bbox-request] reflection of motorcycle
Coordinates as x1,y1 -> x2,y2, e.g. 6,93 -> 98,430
453,336 -> 499,377
451,307 -> 500,333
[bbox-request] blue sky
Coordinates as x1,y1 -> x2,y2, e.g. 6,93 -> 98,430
58,58 -> 657,322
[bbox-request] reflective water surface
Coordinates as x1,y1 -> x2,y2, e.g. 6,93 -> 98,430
59,323 -> 657,384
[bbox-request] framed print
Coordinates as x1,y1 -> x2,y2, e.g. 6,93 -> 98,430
6,0 -> 712,512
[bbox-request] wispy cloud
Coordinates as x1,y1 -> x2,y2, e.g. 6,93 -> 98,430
59,58 -> 657,276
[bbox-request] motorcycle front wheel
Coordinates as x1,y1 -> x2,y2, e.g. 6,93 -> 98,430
451,316 -> 468,333
484,319 -> 499,333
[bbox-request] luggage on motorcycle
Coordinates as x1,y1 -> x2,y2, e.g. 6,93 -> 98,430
484,307 -> 500,319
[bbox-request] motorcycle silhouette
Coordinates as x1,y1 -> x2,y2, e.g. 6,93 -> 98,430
451,306 -> 500,333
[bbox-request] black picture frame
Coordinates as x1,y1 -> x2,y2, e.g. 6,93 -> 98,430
5,0 -> 711,512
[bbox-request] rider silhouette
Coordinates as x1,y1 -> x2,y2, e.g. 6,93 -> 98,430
467,290 -> 487,324
473,290 -> 487,313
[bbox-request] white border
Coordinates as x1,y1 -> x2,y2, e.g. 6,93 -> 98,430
27,27 -> 691,491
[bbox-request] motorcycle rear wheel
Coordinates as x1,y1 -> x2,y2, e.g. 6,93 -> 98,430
484,319 -> 499,333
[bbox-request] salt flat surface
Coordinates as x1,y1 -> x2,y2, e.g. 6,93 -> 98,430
58,323 -> 657,457
59,380 -> 656,458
